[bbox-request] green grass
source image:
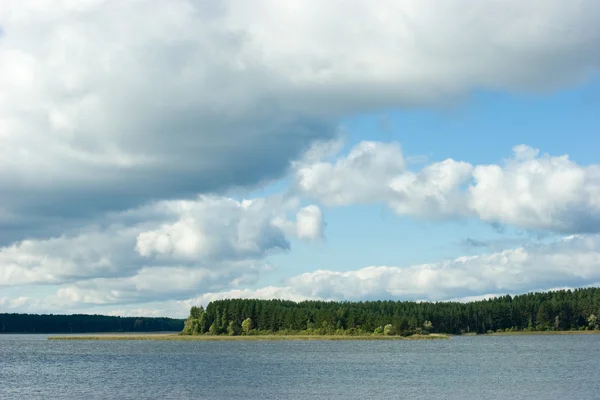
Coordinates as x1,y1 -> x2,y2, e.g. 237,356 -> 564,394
48,333 -> 449,341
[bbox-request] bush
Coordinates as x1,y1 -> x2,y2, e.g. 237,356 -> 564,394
383,324 -> 396,336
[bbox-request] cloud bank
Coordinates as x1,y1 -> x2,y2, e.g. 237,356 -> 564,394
5,234 -> 600,318
1,0 -> 600,316
1,0 -> 599,242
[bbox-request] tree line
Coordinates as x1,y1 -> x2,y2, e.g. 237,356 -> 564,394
0,313 -> 184,333
182,288 -> 600,336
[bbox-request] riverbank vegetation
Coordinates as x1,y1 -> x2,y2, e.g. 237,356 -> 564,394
48,334 -> 448,341
181,288 -> 600,336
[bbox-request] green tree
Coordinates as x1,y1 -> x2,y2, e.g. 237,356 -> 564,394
242,318 -> 253,335
536,305 -> 549,331
589,314 -> 598,330
189,288 -> 600,336
227,320 -> 240,336
190,306 -> 205,319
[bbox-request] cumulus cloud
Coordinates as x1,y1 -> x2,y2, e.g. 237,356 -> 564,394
294,205 -> 325,240
294,235 -> 600,300
2,0 -> 600,316
182,286 -> 319,308
1,0 -> 600,240
261,234 -> 600,302
72,234 -> 600,315
0,195 -> 323,287
54,262 -> 271,305
388,159 -> 473,218
0,228 -> 137,286
295,142 -> 600,233
5,233 -> 600,317
6,285 -> 316,317
134,196 -> 305,261
469,145 -> 600,233
296,141 -> 405,205
0,296 -> 34,311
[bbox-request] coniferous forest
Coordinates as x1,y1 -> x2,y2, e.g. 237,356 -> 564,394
182,288 -> 600,336
0,314 -> 184,334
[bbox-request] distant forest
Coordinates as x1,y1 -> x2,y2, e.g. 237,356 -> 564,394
183,288 -> 600,336
0,314 -> 184,334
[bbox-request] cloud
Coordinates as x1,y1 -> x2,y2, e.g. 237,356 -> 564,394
295,205 -> 325,240
469,145 -> 600,233
134,196 -> 301,262
388,159 -> 473,218
182,286 -> 319,308
0,228 -> 138,286
296,141 -> 405,205
0,195 -> 323,287
70,234 -> 600,316
1,0 -> 600,241
2,0 -> 600,317
54,262 -> 271,305
0,296 -> 34,311
2,285 -> 315,317
5,233 -> 600,317
284,235 -> 600,301
295,142 -> 600,233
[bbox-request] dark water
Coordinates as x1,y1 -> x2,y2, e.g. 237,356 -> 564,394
1,335 -> 599,399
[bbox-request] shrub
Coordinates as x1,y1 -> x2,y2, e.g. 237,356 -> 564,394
383,324 -> 395,336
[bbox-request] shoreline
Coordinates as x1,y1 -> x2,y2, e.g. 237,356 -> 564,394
48,333 -> 449,341
483,330 -> 600,336
46,331 -> 600,341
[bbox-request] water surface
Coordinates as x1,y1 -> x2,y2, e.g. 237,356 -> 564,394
1,334 -> 598,399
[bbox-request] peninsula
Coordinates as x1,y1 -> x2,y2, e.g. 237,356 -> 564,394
43,287 -> 600,340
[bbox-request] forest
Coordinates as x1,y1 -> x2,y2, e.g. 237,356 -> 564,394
182,288 -> 600,336
0,313 -> 184,333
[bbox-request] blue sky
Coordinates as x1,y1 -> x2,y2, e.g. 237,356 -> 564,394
1,0 -> 600,317
263,79 -> 600,284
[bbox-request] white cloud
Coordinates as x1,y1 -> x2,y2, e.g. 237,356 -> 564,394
92,234 -> 600,316
469,145 -> 600,232
296,141 -> 405,205
134,196 -> 297,261
295,142 -> 600,233
388,159 -> 473,218
0,228 -> 137,285
6,234 -> 600,317
1,0 -> 599,236
2,0 -> 600,316
0,296 -> 34,310
295,205 -> 325,240
54,262 -> 270,305
285,235 -> 600,301
182,286 -> 319,308
0,195 -> 323,287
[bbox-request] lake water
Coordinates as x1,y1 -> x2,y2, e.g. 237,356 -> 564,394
1,334 -> 599,399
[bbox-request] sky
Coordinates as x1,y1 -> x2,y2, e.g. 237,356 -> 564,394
1,0 -> 600,318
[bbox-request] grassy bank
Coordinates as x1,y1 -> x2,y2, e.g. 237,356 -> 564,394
48,333 -> 448,341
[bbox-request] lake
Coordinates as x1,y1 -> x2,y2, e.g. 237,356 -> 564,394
1,334 -> 599,399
